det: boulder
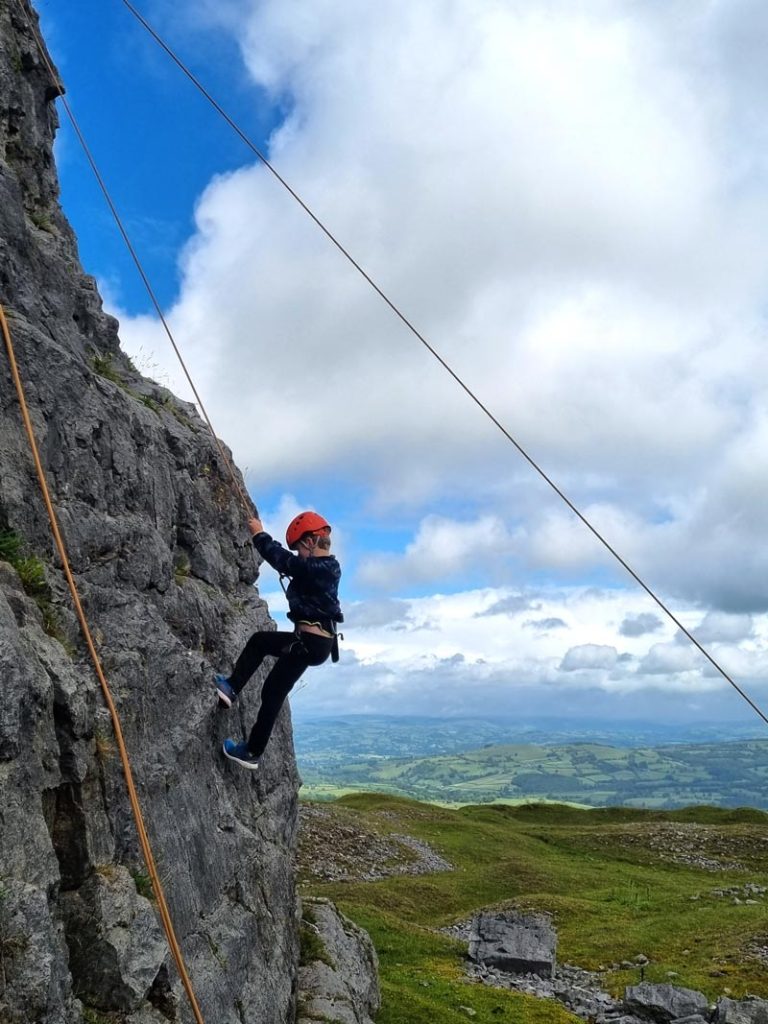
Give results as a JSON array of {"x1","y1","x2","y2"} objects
[
  {"x1": 624, "y1": 983, "x2": 710, "y2": 1023},
  {"x1": 468, "y1": 910, "x2": 557, "y2": 979},
  {"x1": 715, "y1": 998, "x2": 768, "y2": 1024}
]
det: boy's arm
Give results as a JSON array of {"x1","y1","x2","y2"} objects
[{"x1": 248, "y1": 519, "x2": 304, "y2": 576}]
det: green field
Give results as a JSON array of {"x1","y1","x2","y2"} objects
[
  {"x1": 300, "y1": 795, "x2": 768, "y2": 1024},
  {"x1": 298, "y1": 738, "x2": 768, "y2": 808}
]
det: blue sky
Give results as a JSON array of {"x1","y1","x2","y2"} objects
[{"x1": 38, "y1": 0, "x2": 768, "y2": 728}]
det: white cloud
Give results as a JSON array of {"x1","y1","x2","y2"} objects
[
  {"x1": 283, "y1": 581, "x2": 768, "y2": 720},
  {"x1": 694, "y1": 611, "x2": 754, "y2": 644},
  {"x1": 620, "y1": 613, "x2": 663, "y2": 638},
  {"x1": 560, "y1": 644, "x2": 619, "y2": 672},
  {"x1": 111, "y1": 0, "x2": 768, "y2": 636},
  {"x1": 358, "y1": 514, "x2": 517, "y2": 589}
]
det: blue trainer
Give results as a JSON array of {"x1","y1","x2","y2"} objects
[
  {"x1": 215, "y1": 674, "x2": 237, "y2": 708},
  {"x1": 222, "y1": 738, "x2": 259, "y2": 770}
]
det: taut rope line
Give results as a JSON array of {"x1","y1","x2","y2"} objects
[
  {"x1": 1, "y1": 301, "x2": 207, "y2": 1022},
  {"x1": 117, "y1": 1, "x2": 768, "y2": 730}
]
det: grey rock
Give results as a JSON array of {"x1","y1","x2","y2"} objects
[
  {"x1": 469, "y1": 910, "x2": 557, "y2": 978},
  {"x1": 58, "y1": 866, "x2": 166, "y2": 1011},
  {"x1": 625, "y1": 983, "x2": 710, "y2": 1023},
  {"x1": 298, "y1": 898, "x2": 381, "y2": 1024},
  {"x1": 0, "y1": 3, "x2": 372, "y2": 1023},
  {"x1": 715, "y1": 998, "x2": 768, "y2": 1024}
]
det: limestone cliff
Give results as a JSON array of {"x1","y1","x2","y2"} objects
[{"x1": 0, "y1": 3, "x2": 315, "y2": 1021}]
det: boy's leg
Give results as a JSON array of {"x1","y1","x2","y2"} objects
[
  {"x1": 246, "y1": 639, "x2": 310, "y2": 758},
  {"x1": 228, "y1": 630, "x2": 296, "y2": 696}
]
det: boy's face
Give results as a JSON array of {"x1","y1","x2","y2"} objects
[{"x1": 297, "y1": 530, "x2": 332, "y2": 557}]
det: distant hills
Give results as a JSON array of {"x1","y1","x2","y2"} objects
[{"x1": 293, "y1": 715, "x2": 768, "y2": 807}]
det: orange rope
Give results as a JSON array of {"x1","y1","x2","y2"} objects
[{"x1": 0, "y1": 304, "x2": 206, "y2": 1024}]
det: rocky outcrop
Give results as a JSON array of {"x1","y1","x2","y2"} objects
[
  {"x1": 297, "y1": 898, "x2": 380, "y2": 1024},
  {"x1": 0, "y1": 3, "x2": 312, "y2": 1022},
  {"x1": 468, "y1": 910, "x2": 556, "y2": 979}
]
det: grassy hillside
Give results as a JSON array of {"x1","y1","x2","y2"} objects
[
  {"x1": 299, "y1": 795, "x2": 768, "y2": 1024},
  {"x1": 299, "y1": 738, "x2": 768, "y2": 808}
]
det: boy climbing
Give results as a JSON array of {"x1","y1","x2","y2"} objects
[{"x1": 217, "y1": 511, "x2": 343, "y2": 770}]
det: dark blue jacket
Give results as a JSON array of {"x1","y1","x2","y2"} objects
[{"x1": 252, "y1": 531, "x2": 343, "y2": 628}]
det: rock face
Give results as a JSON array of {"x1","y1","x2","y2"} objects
[
  {"x1": 0, "y1": 3, "x2": 320, "y2": 1022},
  {"x1": 468, "y1": 910, "x2": 557, "y2": 979},
  {"x1": 298, "y1": 898, "x2": 380, "y2": 1024}
]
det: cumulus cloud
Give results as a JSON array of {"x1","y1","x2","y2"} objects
[
  {"x1": 110, "y1": 0, "x2": 768, "y2": 657},
  {"x1": 476, "y1": 594, "x2": 539, "y2": 618},
  {"x1": 639, "y1": 642, "x2": 703, "y2": 676},
  {"x1": 693, "y1": 611, "x2": 754, "y2": 644},
  {"x1": 620, "y1": 612, "x2": 663, "y2": 638},
  {"x1": 358, "y1": 514, "x2": 517, "y2": 590},
  {"x1": 560, "y1": 644, "x2": 619, "y2": 672},
  {"x1": 525, "y1": 618, "x2": 568, "y2": 631}
]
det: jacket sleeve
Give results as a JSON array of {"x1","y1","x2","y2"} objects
[{"x1": 252, "y1": 531, "x2": 306, "y2": 577}]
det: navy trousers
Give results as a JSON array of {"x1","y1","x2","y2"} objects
[{"x1": 229, "y1": 630, "x2": 332, "y2": 757}]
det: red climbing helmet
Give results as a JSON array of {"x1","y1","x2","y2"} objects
[{"x1": 286, "y1": 511, "x2": 331, "y2": 549}]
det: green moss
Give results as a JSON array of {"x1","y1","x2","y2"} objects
[
  {"x1": 82, "y1": 1009, "x2": 118, "y2": 1024},
  {"x1": 130, "y1": 867, "x2": 155, "y2": 902},
  {"x1": 173, "y1": 554, "x2": 191, "y2": 583},
  {"x1": 29, "y1": 210, "x2": 55, "y2": 234}
]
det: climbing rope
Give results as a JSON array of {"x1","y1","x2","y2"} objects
[
  {"x1": 15, "y1": 0, "x2": 253, "y2": 522},
  {"x1": 1, "y1": 300, "x2": 207, "y2": 1021},
  {"x1": 115, "y1": 2, "x2": 768, "y2": 730}
]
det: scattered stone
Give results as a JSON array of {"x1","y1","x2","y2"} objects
[{"x1": 298, "y1": 804, "x2": 453, "y2": 882}]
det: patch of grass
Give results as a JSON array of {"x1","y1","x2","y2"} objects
[
  {"x1": 0, "y1": 532, "x2": 72, "y2": 650},
  {"x1": 300, "y1": 904, "x2": 335, "y2": 969},
  {"x1": 158, "y1": 391, "x2": 194, "y2": 429},
  {"x1": 139, "y1": 394, "x2": 161, "y2": 414},
  {"x1": 0, "y1": 530, "x2": 23, "y2": 563},
  {"x1": 130, "y1": 867, "x2": 155, "y2": 902},
  {"x1": 90, "y1": 353, "x2": 124, "y2": 386},
  {"x1": 14, "y1": 554, "x2": 47, "y2": 597},
  {"x1": 304, "y1": 794, "x2": 768, "y2": 1021}
]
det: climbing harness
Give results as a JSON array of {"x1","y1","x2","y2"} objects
[{"x1": 0, "y1": 304, "x2": 206, "y2": 1024}]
